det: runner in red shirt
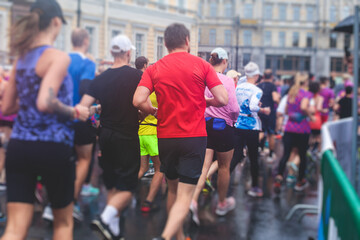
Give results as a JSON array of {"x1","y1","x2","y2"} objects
[{"x1": 133, "y1": 23, "x2": 228, "y2": 240}]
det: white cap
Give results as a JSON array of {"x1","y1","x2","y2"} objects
[
  {"x1": 244, "y1": 62, "x2": 260, "y2": 77},
  {"x1": 110, "y1": 34, "x2": 136, "y2": 53},
  {"x1": 211, "y1": 48, "x2": 228, "y2": 59},
  {"x1": 226, "y1": 70, "x2": 241, "y2": 79}
]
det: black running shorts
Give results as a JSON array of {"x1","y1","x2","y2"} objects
[
  {"x1": 6, "y1": 139, "x2": 75, "y2": 209},
  {"x1": 259, "y1": 114, "x2": 276, "y2": 135},
  {"x1": 158, "y1": 137, "x2": 207, "y2": 185},
  {"x1": 98, "y1": 127, "x2": 140, "y2": 192},
  {"x1": 74, "y1": 119, "x2": 97, "y2": 146},
  {"x1": 206, "y1": 118, "x2": 234, "y2": 152}
]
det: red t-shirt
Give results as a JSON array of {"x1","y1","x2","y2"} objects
[{"x1": 138, "y1": 52, "x2": 222, "y2": 138}]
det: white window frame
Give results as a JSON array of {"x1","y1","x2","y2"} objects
[
  {"x1": 264, "y1": 31, "x2": 272, "y2": 46},
  {"x1": 224, "y1": 30, "x2": 232, "y2": 46},
  {"x1": 155, "y1": 34, "x2": 165, "y2": 61},
  {"x1": 210, "y1": 2, "x2": 217, "y2": 17},
  {"x1": 83, "y1": 24, "x2": 99, "y2": 59},
  {"x1": 264, "y1": 4, "x2": 273, "y2": 20},
  {"x1": 279, "y1": 4, "x2": 287, "y2": 21},
  {"x1": 244, "y1": 4, "x2": 253, "y2": 19},
  {"x1": 330, "y1": 5, "x2": 337, "y2": 23},
  {"x1": 306, "y1": 6, "x2": 314, "y2": 22},
  {"x1": 133, "y1": 31, "x2": 147, "y2": 60},
  {"x1": 243, "y1": 30, "x2": 252, "y2": 46},
  {"x1": 209, "y1": 29, "x2": 216, "y2": 45},
  {"x1": 279, "y1": 31, "x2": 286, "y2": 47},
  {"x1": 224, "y1": 3, "x2": 232, "y2": 18},
  {"x1": 293, "y1": 5, "x2": 301, "y2": 21}
]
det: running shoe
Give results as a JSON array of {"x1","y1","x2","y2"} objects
[
  {"x1": 266, "y1": 155, "x2": 274, "y2": 164},
  {"x1": 91, "y1": 217, "x2": 123, "y2": 240},
  {"x1": 73, "y1": 203, "x2": 84, "y2": 222},
  {"x1": 140, "y1": 200, "x2": 159, "y2": 213},
  {"x1": 273, "y1": 176, "x2": 282, "y2": 195},
  {"x1": 215, "y1": 197, "x2": 236, "y2": 216},
  {"x1": 0, "y1": 212, "x2": 6, "y2": 222},
  {"x1": 247, "y1": 187, "x2": 263, "y2": 197},
  {"x1": 189, "y1": 200, "x2": 200, "y2": 226},
  {"x1": 0, "y1": 183, "x2": 6, "y2": 191},
  {"x1": 286, "y1": 175, "x2": 296, "y2": 187},
  {"x1": 294, "y1": 179, "x2": 309, "y2": 192},
  {"x1": 42, "y1": 205, "x2": 54, "y2": 222},
  {"x1": 81, "y1": 184, "x2": 100, "y2": 197},
  {"x1": 152, "y1": 238, "x2": 165, "y2": 240},
  {"x1": 144, "y1": 167, "x2": 155, "y2": 177}
]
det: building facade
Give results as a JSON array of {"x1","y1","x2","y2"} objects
[
  {"x1": 1, "y1": 0, "x2": 200, "y2": 65},
  {"x1": 198, "y1": 0, "x2": 358, "y2": 77}
]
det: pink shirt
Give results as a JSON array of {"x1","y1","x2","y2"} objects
[{"x1": 205, "y1": 73, "x2": 240, "y2": 126}]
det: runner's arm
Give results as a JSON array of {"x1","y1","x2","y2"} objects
[
  {"x1": 2, "y1": 61, "x2": 19, "y2": 115},
  {"x1": 133, "y1": 86, "x2": 157, "y2": 115},
  {"x1": 36, "y1": 50, "x2": 89, "y2": 121},
  {"x1": 206, "y1": 85, "x2": 228, "y2": 107}
]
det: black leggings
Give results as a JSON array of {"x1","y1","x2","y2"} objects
[
  {"x1": 277, "y1": 132, "x2": 310, "y2": 181},
  {"x1": 231, "y1": 129, "x2": 260, "y2": 187}
]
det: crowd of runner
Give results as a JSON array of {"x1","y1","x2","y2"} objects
[{"x1": 0, "y1": 0, "x2": 355, "y2": 240}]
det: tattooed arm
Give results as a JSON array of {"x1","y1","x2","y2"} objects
[{"x1": 36, "y1": 49, "x2": 89, "y2": 121}]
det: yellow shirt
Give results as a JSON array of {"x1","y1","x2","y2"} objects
[{"x1": 138, "y1": 93, "x2": 158, "y2": 136}]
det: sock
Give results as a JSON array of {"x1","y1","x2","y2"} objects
[
  {"x1": 109, "y1": 216, "x2": 120, "y2": 236},
  {"x1": 101, "y1": 205, "x2": 118, "y2": 225}
]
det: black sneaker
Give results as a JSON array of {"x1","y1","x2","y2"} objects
[
  {"x1": 90, "y1": 217, "x2": 123, "y2": 240},
  {"x1": 141, "y1": 200, "x2": 159, "y2": 213}
]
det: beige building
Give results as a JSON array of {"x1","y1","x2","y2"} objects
[
  {"x1": 0, "y1": 0, "x2": 12, "y2": 64},
  {"x1": 0, "y1": 0, "x2": 200, "y2": 65},
  {"x1": 198, "y1": 0, "x2": 359, "y2": 77}
]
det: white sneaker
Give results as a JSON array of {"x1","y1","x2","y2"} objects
[
  {"x1": 42, "y1": 205, "x2": 54, "y2": 222},
  {"x1": 215, "y1": 197, "x2": 236, "y2": 216},
  {"x1": 190, "y1": 200, "x2": 200, "y2": 226}
]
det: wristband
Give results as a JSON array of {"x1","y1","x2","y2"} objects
[{"x1": 74, "y1": 107, "x2": 80, "y2": 120}]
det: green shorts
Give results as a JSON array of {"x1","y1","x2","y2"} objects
[{"x1": 139, "y1": 135, "x2": 159, "y2": 157}]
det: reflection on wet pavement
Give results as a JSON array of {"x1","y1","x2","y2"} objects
[{"x1": 0, "y1": 140, "x2": 319, "y2": 240}]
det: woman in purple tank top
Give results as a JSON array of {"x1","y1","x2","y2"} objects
[
  {"x1": 273, "y1": 73, "x2": 314, "y2": 194},
  {"x1": 1, "y1": 1, "x2": 89, "y2": 239}
]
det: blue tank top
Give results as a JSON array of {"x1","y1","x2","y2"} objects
[{"x1": 11, "y1": 46, "x2": 74, "y2": 146}]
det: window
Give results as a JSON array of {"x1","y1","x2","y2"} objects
[
  {"x1": 243, "y1": 53, "x2": 251, "y2": 66},
  {"x1": 224, "y1": 3, "x2": 232, "y2": 18},
  {"x1": 265, "y1": 4, "x2": 272, "y2": 20},
  {"x1": 210, "y1": 2, "x2": 217, "y2": 17},
  {"x1": 330, "y1": 5, "x2": 337, "y2": 23},
  {"x1": 243, "y1": 30, "x2": 252, "y2": 46},
  {"x1": 306, "y1": 32, "x2": 313, "y2": 47},
  {"x1": 279, "y1": 31, "x2": 286, "y2": 47},
  {"x1": 279, "y1": 4, "x2": 287, "y2": 20},
  {"x1": 244, "y1": 4, "x2": 253, "y2": 19},
  {"x1": 198, "y1": 28, "x2": 201, "y2": 44},
  {"x1": 225, "y1": 30, "x2": 232, "y2": 46},
  {"x1": 54, "y1": 26, "x2": 66, "y2": 51},
  {"x1": 178, "y1": 0, "x2": 185, "y2": 8},
  {"x1": 343, "y1": 6, "x2": 350, "y2": 19},
  {"x1": 344, "y1": 33, "x2": 351, "y2": 48},
  {"x1": 264, "y1": 31, "x2": 272, "y2": 46},
  {"x1": 307, "y1": 6, "x2": 314, "y2": 21},
  {"x1": 85, "y1": 26, "x2": 95, "y2": 55},
  {"x1": 156, "y1": 36, "x2": 164, "y2": 61},
  {"x1": 331, "y1": 57, "x2": 346, "y2": 72},
  {"x1": 293, "y1": 5, "x2": 300, "y2": 21},
  {"x1": 209, "y1": 29, "x2": 216, "y2": 45},
  {"x1": 266, "y1": 55, "x2": 311, "y2": 71},
  {"x1": 111, "y1": 29, "x2": 121, "y2": 38},
  {"x1": 198, "y1": 2, "x2": 202, "y2": 16},
  {"x1": 330, "y1": 33, "x2": 337, "y2": 48},
  {"x1": 292, "y1": 32, "x2": 299, "y2": 47},
  {"x1": 135, "y1": 33, "x2": 145, "y2": 58}
]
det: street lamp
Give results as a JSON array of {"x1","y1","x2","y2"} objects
[
  {"x1": 234, "y1": 16, "x2": 240, "y2": 71},
  {"x1": 77, "y1": 0, "x2": 81, "y2": 27}
]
